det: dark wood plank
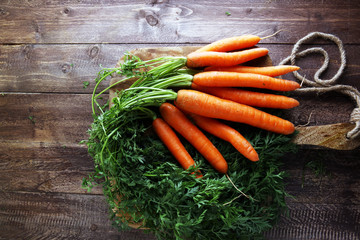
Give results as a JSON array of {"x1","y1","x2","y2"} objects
[
  {"x1": 1, "y1": 44, "x2": 359, "y2": 94},
  {"x1": 0, "y1": 92, "x2": 356, "y2": 145},
  {"x1": 0, "y1": 191, "x2": 156, "y2": 240},
  {"x1": 0, "y1": 168, "x2": 102, "y2": 195},
  {"x1": 1, "y1": 149, "x2": 358, "y2": 239},
  {"x1": 2, "y1": 147, "x2": 359, "y2": 202},
  {"x1": 0, "y1": 142, "x2": 92, "y2": 172},
  {"x1": 0, "y1": 93, "x2": 92, "y2": 143},
  {"x1": 0, "y1": 0, "x2": 359, "y2": 44},
  {"x1": 0, "y1": 44, "x2": 139, "y2": 94},
  {"x1": 1, "y1": 93, "x2": 358, "y2": 194},
  {"x1": 266, "y1": 148, "x2": 360, "y2": 239},
  {"x1": 0, "y1": 92, "x2": 102, "y2": 194},
  {"x1": 0, "y1": 142, "x2": 102, "y2": 194},
  {"x1": 285, "y1": 94, "x2": 354, "y2": 127},
  {"x1": 265, "y1": 202, "x2": 360, "y2": 240},
  {"x1": 283, "y1": 149, "x2": 360, "y2": 205}
]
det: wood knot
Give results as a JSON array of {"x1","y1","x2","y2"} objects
[
  {"x1": 145, "y1": 14, "x2": 159, "y2": 26},
  {"x1": 22, "y1": 45, "x2": 32, "y2": 59},
  {"x1": 314, "y1": 13, "x2": 323, "y2": 21},
  {"x1": 89, "y1": 45, "x2": 100, "y2": 59},
  {"x1": 149, "y1": 0, "x2": 169, "y2": 4},
  {"x1": 0, "y1": 8, "x2": 7, "y2": 16},
  {"x1": 32, "y1": 21, "x2": 40, "y2": 33},
  {"x1": 63, "y1": 7, "x2": 70, "y2": 15},
  {"x1": 90, "y1": 224, "x2": 98, "y2": 231},
  {"x1": 61, "y1": 63, "x2": 71, "y2": 73}
]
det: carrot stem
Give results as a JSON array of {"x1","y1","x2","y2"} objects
[{"x1": 226, "y1": 173, "x2": 252, "y2": 200}]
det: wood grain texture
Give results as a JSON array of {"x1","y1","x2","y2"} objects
[
  {"x1": 0, "y1": 170, "x2": 103, "y2": 194},
  {"x1": 1, "y1": 43, "x2": 359, "y2": 94},
  {"x1": 0, "y1": 93, "x2": 92, "y2": 143},
  {"x1": 0, "y1": 44, "x2": 150, "y2": 93},
  {"x1": 264, "y1": 149, "x2": 360, "y2": 239},
  {"x1": 0, "y1": 142, "x2": 92, "y2": 172},
  {"x1": 1, "y1": 0, "x2": 359, "y2": 239},
  {"x1": 265, "y1": 202, "x2": 360, "y2": 240},
  {"x1": 0, "y1": 92, "x2": 357, "y2": 195},
  {"x1": 0, "y1": 191, "x2": 155, "y2": 240},
  {"x1": 0, "y1": 0, "x2": 359, "y2": 44},
  {"x1": 283, "y1": 149, "x2": 360, "y2": 205},
  {"x1": 0, "y1": 148, "x2": 358, "y2": 240},
  {"x1": 1, "y1": 62, "x2": 359, "y2": 239}
]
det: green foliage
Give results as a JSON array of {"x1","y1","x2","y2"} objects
[
  {"x1": 91, "y1": 53, "x2": 187, "y2": 116},
  {"x1": 301, "y1": 152, "x2": 331, "y2": 188},
  {"x1": 83, "y1": 105, "x2": 297, "y2": 240},
  {"x1": 28, "y1": 116, "x2": 36, "y2": 124},
  {"x1": 83, "y1": 81, "x2": 90, "y2": 89}
]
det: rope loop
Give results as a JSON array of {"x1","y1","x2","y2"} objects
[{"x1": 279, "y1": 32, "x2": 360, "y2": 140}]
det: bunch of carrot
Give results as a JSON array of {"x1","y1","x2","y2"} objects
[{"x1": 150, "y1": 34, "x2": 300, "y2": 177}]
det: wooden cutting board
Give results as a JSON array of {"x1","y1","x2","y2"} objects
[{"x1": 109, "y1": 46, "x2": 360, "y2": 151}]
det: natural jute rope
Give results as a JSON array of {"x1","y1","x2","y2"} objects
[{"x1": 279, "y1": 32, "x2": 360, "y2": 139}]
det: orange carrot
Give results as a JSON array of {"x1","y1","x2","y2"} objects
[
  {"x1": 195, "y1": 35, "x2": 261, "y2": 53},
  {"x1": 186, "y1": 48, "x2": 269, "y2": 68},
  {"x1": 152, "y1": 118, "x2": 202, "y2": 178},
  {"x1": 192, "y1": 71, "x2": 300, "y2": 91},
  {"x1": 188, "y1": 113, "x2": 259, "y2": 162},
  {"x1": 159, "y1": 103, "x2": 228, "y2": 174},
  {"x1": 191, "y1": 83, "x2": 300, "y2": 109},
  {"x1": 174, "y1": 89, "x2": 295, "y2": 135},
  {"x1": 204, "y1": 65, "x2": 300, "y2": 77}
]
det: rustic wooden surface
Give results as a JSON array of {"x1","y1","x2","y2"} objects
[{"x1": 0, "y1": 1, "x2": 359, "y2": 239}]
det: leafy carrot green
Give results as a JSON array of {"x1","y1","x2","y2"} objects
[
  {"x1": 83, "y1": 81, "x2": 90, "y2": 89},
  {"x1": 83, "y1": 103, "x2": 297, "y2": 239},
  {"x1": 28, "y1": 116, "x2": 36, "y2": 124}
]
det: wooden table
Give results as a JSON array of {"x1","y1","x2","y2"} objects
[{"x1": 1, "y1": 1, "x2": 359, "y2": 239}]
